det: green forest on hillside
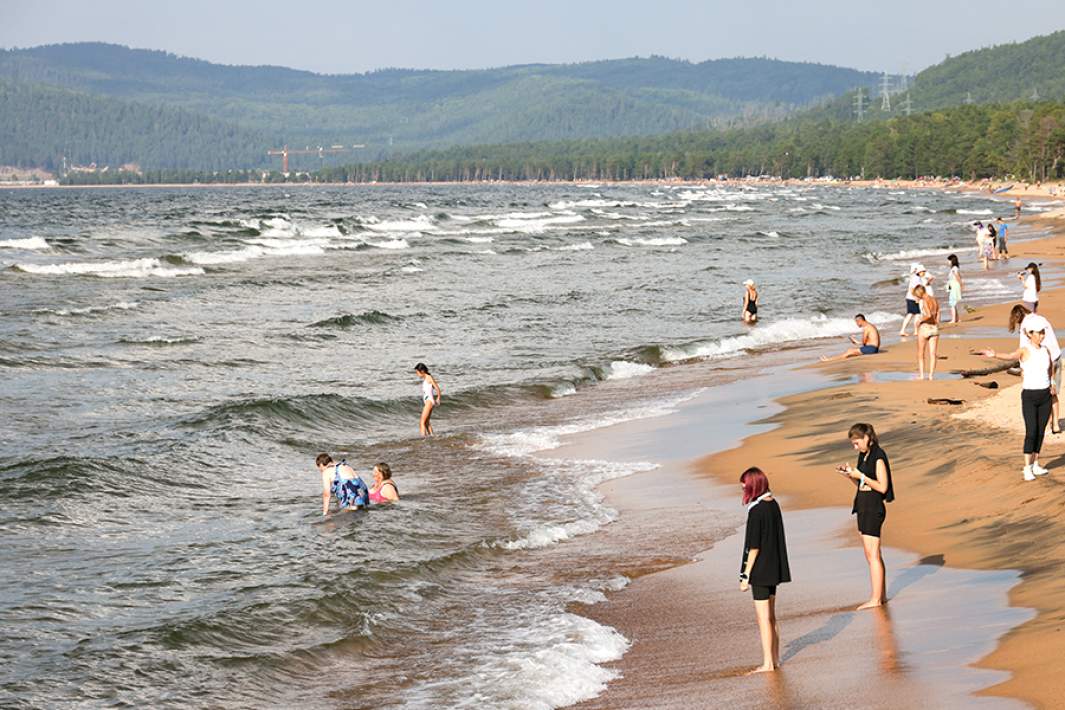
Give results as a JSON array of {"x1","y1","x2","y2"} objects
[
  {"x1": 0, "y1": 80, "x2": 274, "y2": 170},
  {"x1": 0, "y1": 43, "x2": 876, "y2": 162},
  {"x1": 60, "y1": 101, "x2": 1065, "y2": 185}
]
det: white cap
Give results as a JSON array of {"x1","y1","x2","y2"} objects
[
  {"x1": 1022, "y1": 314, "x2": 1051, "y2": 333},
  {"x1": 743, "y1": 279, "x2": 755, "y2": 286},
  {"x1": 915, "y1": 263, "x2": 926, "y2": 273},
  {"x1": 909, "y1": 263, "x2": 920, "y2": 274}
]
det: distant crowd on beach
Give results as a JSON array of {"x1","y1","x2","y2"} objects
[{"x1": 736, "y1": 197, "x2": 1062, "y2": 673}]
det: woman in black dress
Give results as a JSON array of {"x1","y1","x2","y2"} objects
[
  {"x1": 836, "y1": 422, "x2": 893, "y2": 610},
  {"x1": 738, "y1": 466, "x2": 791, "y2": 673}
]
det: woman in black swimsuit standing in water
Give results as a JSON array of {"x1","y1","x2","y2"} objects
[
  {"x1": 836, "y1": 422, "x2": 894, "y2": 610},
  {"x1": 742, "y1": 279, "x2": 759, "y2": 324}
]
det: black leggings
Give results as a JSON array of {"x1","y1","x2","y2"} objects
[{"x1": 1022, "y1": 388, "x2": 1052, "y2": 454}]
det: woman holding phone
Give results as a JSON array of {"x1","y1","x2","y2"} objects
[
  {"x1": 738, "y1": 467, "x2": 790, "y2": 673},
  {"x1": 836, "y1": 423, "x2": 893, "y2": 610}
]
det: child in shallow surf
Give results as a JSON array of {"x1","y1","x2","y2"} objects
[
  {"x1": 415, "y1": 363, "x2": 442, "y2": 436},
  {"x1": 315, "y1": 453, "x2": 369, "y2": 516}
]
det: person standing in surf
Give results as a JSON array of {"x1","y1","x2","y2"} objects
[
  {"x1": 738, "y1": 467, "x2": 790, "y2": 673},
  {"x1": 835, "y1": 423, "x2": 893, "y2": 610},
  {"x1": 415, "y1": 363, "x2": 442, "y2": 437},
  {"x1": 742, "y1": 279, "x2": 759, "y2": 324},
  {"x1": 996, "y1": 217, "x2": 1010, "y2": 259}
]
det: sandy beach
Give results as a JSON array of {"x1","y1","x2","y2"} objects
[{"x1": 555, "y1": 212, "x2": 1065, "y2": 708}]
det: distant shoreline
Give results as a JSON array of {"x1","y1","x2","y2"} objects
[{"x1": 2, "y1": 177, "x2": 1062, "y2": 204}]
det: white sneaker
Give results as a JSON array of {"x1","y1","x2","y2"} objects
[
  {"x1": 1032, "y1": 463, "x2": 1049, "y2": 476},
  {"x1": 1023, "y1": 465, "x2": 1037, "y2": 481}
]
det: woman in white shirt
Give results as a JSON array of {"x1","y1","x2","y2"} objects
[
  {"x1": 947, "y1": 254, "x2": 963, "y2": 323},
  {"x1": 981, "y1": 314, "x2": 1055, "y2": 480},
  {"x1": 1009, "y1": 305, "x2": 1062, "y2": 434},
  {"x1": 1019, "y1": 263, "x2": 1041, "y2": 312}
]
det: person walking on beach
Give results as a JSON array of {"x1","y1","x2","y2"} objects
[
  {"x1": 415, "y1": 362, "x2": 442, "y2": 437},
  {"x1": 1019, "y1": 263, "x2": 1041, "y2": 312},
  {"x1": 1008, "y1": 305, "x2": 1062, "y2": 434},
  {"x1": 1014, "y1": 198, "x2": 1023, "y2": 220},
  {"x1": 315, "y1": 453, "x2": 370, "y2": 516},
  {"x1": 742, "y1": 279, "x2": 759, "y2": 324},
  {"x1": 820, "y1": 314, "x2": 880, "y2": 362},
  {"x1": 738, "y1": 467, "x2": 790, "y2": 673},
  {"x1": 995, "y1": 217, "x2": 1010, "y2": 259},
  {"x1": 979, "y1": 314, "x2": 1055, "y2": 480},
  {"x1": 947, "y1": 254, "x2": 964, "y2": 324},
  {"x1": 913, "y1": 284, "x2": 940, "y2": 380},
  {"x1": 899, "y1": 264, "x2": 928, "y2": 337},
  {"x1": 835, "y1": 423, "x2": 893, "y2": 609}
]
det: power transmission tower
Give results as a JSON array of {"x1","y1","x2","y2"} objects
[
  {"x1": 964, "y1": 91, "x2": 974, "y2": 105},
  {"x1": 901, "y1": 93, "x2": 914, "y2": 117},
  {"x1": 879, "y1": 73, "x2": 892, "y2": 111},
  {"x1": 853, "y1": 87, "x2": 866, "y2": 122},
  {"x1": 1031, "y1": 87, "x2": 1041, "y2": 101}
]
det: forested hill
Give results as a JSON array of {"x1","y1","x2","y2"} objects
[
  {"x1": 0, "y1": 42, "x2": 877, "y2": 158},
  {"x1": 912, "y1": 30, "x2": 1065, "y2": 107},
  {"x1": 0, "y1": 80, "x2": 274, "y2": 171}
]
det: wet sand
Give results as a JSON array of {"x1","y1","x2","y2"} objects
[{"x1": 556, "y1": 217, "x2": 1065, "y2": 707}]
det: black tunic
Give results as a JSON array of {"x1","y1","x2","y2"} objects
[
  {"x1": 741, "y1": 498, "x2": 791, "y2": 587},
  {"x1": 852, "y1": 445, "x2": 893, "y2": 515}
]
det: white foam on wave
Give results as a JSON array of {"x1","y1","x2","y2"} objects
[
  {"x1": 0, "y1": 237, "x2": 50, "y2": 251},
  {"x1": 957, "y1": 209, "x2": 993, "y2": 215},
  {"x1": 604, "y1": 360, "x2": 654, "y2": 380},
  {"x1": 811, "y1": 203, "x2": 841, "y2": 211},
  {"x1": 302, "y1": 224, "x2": 344, "y2": 238},
  {"x1": 614, "y1": 236, "x2": 687, "y2": 247},
  {"x1": 409, "y1": 611, "x2": 628, "y2": 710},
  {"x1": 15, "y1": 258, "x2": 203, "y2": 278},
  {"x1": 494, "y1": 214, "x2": 587, "y2": 233},
  {"x1": 757, "y1": 230, "x2": 781, "y2": 238},
  {"x1": 464, "y1": 236, "x2": 494, "y2": 243},
  {"x1": 400, "y1": 265, "x2": 424, "y2": 273},
  {"x1": 549, "y1": 382, "x2": 577, "y2": 398},
  {"x1": 35, "y1": 301, "x2": 139, "y2": 317},
  {"x1": 365, "y1": 215, "x2": 437, "y2": 232},
  {"x1": 365, "y1": 238, "x2": 411, "y2": 250},
  {"x1": 184, "y1": 239, "x2": 328, "y2": 265},
  {"x1": 555, "y1": 241, "x2": 594, "y2": 252},
  {"x1": 662, "y1": 312, "x2": 903, "y2": 362},
  {"x1": 864, "y1": 246, "x2": 959, "y2": 263}
]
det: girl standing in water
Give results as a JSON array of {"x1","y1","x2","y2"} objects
[
  {"x1": 836, "y1": 423, "x2": 893, "y2": 610},
  {"x1": 738, "y1": 467, "x2": 790, "y2": 673},
  {"x1": 742, "y1": 279, "x2": 759, "y2": 324},
  {"x1": 415, "y1": 362, "x2": 442, "y2": 437}
]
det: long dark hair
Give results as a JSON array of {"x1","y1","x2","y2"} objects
[
  {"x1": 947, "y1": 254, "x2": 959, "y2": 269},
  {"x1": 414, "y1": 362, "x2": 430, "y2": 374},
  {"x1": 1027, "y1": 263, "x2": 1042, "y2": 292},
  {"x1": 740, "y1": 467, "x2": 770, "y2": 505},
  {"x1": 1008, "y1": 303, "x2": 1032, "y2": 333}
]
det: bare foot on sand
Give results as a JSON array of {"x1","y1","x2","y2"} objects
[
  {"x1": 856, "y1": 599, "x2": 885, "y2": 610},
  {"x1": 747, "y1": 664, "x2": 777, "y2": 674}
]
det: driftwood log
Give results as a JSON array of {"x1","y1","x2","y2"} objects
[
  {"x1": 928, "y1": 397, "x2": 965, "y2": 405},
  {"x1": 954, "y1": 361, "x2": 1019, "y2": 378}
]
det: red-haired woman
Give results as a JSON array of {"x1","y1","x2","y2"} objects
[
  {"x1": 836, "y1": 423, "x2": 893, "y2": 609},
  {"x1": 738, "y1": 467, "x2": 791, "y2": 673}
]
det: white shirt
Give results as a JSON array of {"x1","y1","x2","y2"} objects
[
  {"x1": 1021, "y1": 343, "x2": 1052, "y2": 390},
  {"x1": 1023, "y1": 274, "x2": 1039, "y2": 303},
  {"x1": 1019, "y1": 314, "x2": 1061, "y2": 361},
  {"x1": 906, "y1": 273, "x2": 922, "y2": 300}
]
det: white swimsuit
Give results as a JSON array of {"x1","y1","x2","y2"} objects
[{"x1": 422, "y1": 379, "x2": 437, "y2": 403}]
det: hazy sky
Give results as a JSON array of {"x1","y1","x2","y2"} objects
[{"x1": 3, "y1": 0, "x2": 1065, "y2": 75}]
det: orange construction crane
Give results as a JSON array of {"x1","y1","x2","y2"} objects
[{"x1": 266, "y1": 144, "x2": 366, "y2": 172}]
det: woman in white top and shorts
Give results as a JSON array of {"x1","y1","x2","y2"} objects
[{"x1": 980, "y1": 314, "x2": 1055, "y2": 480}]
